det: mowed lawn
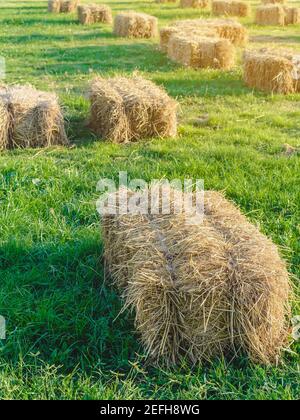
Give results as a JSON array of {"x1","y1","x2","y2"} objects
[{"x1": 0, "y1": 0, "x2": 299, "y2": 400}]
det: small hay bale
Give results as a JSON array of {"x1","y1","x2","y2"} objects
[
  {"x1": 212, "y1": 1, "x2": 251, "y2": 17},
  {"x1": 261, "y1": 0, "x2": 285, "y2": 4},
  {"x1": 48, "y1": 0, "x2": 61, "y2": 13},
  {"x1": 255, "y1": 5, "x2": 285, "y2": 26},
  {"x1": 103, "y1": 188, "x2": 291, "y2": 365},
  {"x1": 113, "y1": 12, "x2": 158, "y2": 39},
  {"x1": 88, "y1": 76, "x2": 178, "y2": 142},
  {"x1": 0, "y1": 85, "x2": 68, "y2": 150},
  {"x1": 168, "y1": 32, "x2": 235, "y2": 69},
  {"x1": 180, "y1": 0, "x2": 210, "y2": 9},
  {"x1": 284, "y1": 7, "x2": 300, "y2": 25},
  {"x1": 160, "y1": 18, "x2": 248, "y2": 52},
  {"x1": 243, "y1": 49, "x2": 300, "y2": 94},
  {"x1": 77, "y1": 4, "x2": 112, "y2": 25}
]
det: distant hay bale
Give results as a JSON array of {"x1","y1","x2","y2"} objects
[
  {"x1": 212, "y1": 1, "x2": 251, "y2": 17},
  {"x1": 243, "y1": 49, "x2": 300, "y2": 94},
  {"x1": 88, "y1": 76, "x2": 178, "y2": 142},
  {"x1": 103, "y1": 188, "x2": 291, "y2": 365},
  {"x1": 160, "y1": 18, "x2": 248, "y2": 53},
  {"x1": 284, "y1": 7, "x2": 300, "y2": 25},
  {"x1": 114, "y1": 12, "x2": 158, "y2": 38},
  {"x1": 48, "y1": 0, "x2": 79, "y2": 13},
  {"x1": 261, "y1": 0, "x2": 285, "y2": 4},
  {"x1": 180, "y1": 0, "x2": 210, "y2": 8},
  {"x1": 0, "y1": 85, "x2": 68, "y2": 150},
  {"x1": 255, "y1": 5, "x2": 285, "y2": 26},
  {"x1": 77, "y1": 4, "x2": 112, "y2": 25},
  {"x1": 168, "y1": 32, "x2": 235, "y2": 69}
]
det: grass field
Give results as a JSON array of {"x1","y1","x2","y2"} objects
[{"x1": 0, "y1": 0, "x2": 299, "y2": 400}]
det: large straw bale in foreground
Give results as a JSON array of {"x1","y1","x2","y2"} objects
[
  {"x1": 243, "y1": 49, "x2": 300, "y2": 94},
  {"x1": 103, "y1": 189, "x2": 291, "y2": 365},
  {"x1": 212, "y1": 1, "x2": 250, "y2": 17},
  {"x1": 77, "y1": 4, "x2": 112, "y2": 25},
  {"x1": 168, "y1": 32, "x2": 235, "y2": 69},
  {"x1": 114, "y1": 12, "x2": 158, "y2": 38},
  {"x1": 180, "y1": 0, "x2": 210, "y2": 8},
  {"x1": 0, "y1": 85, "x2": 68, "y2": 149},
  {"x1": 160, "y1": 18, "x2": 248, "y2": 52},
  {"x1": 88, "y1": 76, "x2": 178, "y2": 142},
  {"x1": 255, "y1": 5, "x2": 285, "y2": 25},
  {"x1": 48, "y1": 0, "x2": 79, "y2": 13}
]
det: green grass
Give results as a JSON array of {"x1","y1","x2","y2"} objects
[{"x1": 0, "y1": 0, "x2": 299, "y2": 400}]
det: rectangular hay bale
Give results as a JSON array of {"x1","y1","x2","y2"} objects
[
  {"x1": 77, "y1": 4, "x2": 112, "y2": 25},
  {"x1": 102, "y1": 188, "x2": 291, "y2": 365},
  {"x1": 113, "y1": 12, "x2": 158, "y2": 38},
  {"x1": 180, "y1": 0, "x2": 210, "y2": 8},
  {"x1": 284, "y1": 7, "x2": 300, "y2": 25},
  {"x1": 212, "y1": 1, "x2": 251, "y2": 17},
  {"x1": 48, "y1": 0, "x2": 79, "y2": 13},
  {"x1": 255, "y1": 5, "x2": 285, "y2": 25},
  {"x1": 0, "y1": 85, "x2": 68, "y2": 149},
  {"x1": 167, "y1": 32, "x2": 235, "y2": 70},
  {"x1": 243, "y1": 49, "x2": 300, "y2": 94},
  {"x1": 88, "y1": 76, "x2": 178, "y2": 142}
]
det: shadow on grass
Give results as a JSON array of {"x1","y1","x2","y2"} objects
[{"x1": 251, "y1": 34, "x2": 300, "y2": 44}]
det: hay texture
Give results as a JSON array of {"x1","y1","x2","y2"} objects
[
  {"x1": 243, "y1": 49, "x2": 300, "y2": 94},
  {"x1": 77, "y1": 4, "x2": 112, "y2": 25},
  {"x1": 103, "y1": 188, "x2": 291, "y2": 365},
  {"x1": 160, "y1": 18, "x2": 248, "y2": 53},
  {"x1": 168, "y1": 32, "x2": 235, "y2": 69},
  {"x1": 0, "y1": 85, "x2": 68, "y2": 150},
  {"x1": 48, "y1": 0, "x2": 79, "y2": 13},
  {"x1": 114, "y1": 12, "x2": 158, "y2": 38},
  {"x1": 212, "y1": 1, "x2": 251, "y2": 17},
  {"x1": 255, "y1": 5, "x2": 285, "y2": 25},
  {"x1": 284, "y1": 7, "x2": 300, "y2": 25},
  {"x1": 88, "y1": 76, "x2": 178, "y2": 142},
  {"x1": 180, "y1": 0, "x2": 210, "y2": 8}
]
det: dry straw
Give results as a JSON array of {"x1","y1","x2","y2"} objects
[
  {"x1": 284, "y1": 7, "x2": 300, "y2": 25},
  {"x1": 77, "y1": 4, "x2": 112, "y2": 25},
  {"x1": 0, "y1": 85, "x2": 68, "y2": 150},
  {"x1": 168, "y1": 33, "x2": 235, "y2": 69},
  {"x1": 160, "y1": 18, "x2": 248, "y2": 53},
  {"x1": 103, "y1": 188, "x2": 291, "y2": 365},
  {"x1": 243, "y1": 49, "x2": 300, "y2": 94},
  {"x1": 255, "y1": 5, "x2": 285, "y2": 25},
  {"x1": 212, "y1": 1, "x2": 251, "y2": 17},
  {"x1": 114, "y1": 12, "x2": 158, "y2": 38},
  {"x1": 88, "y1": 76, "x2": 178, "y2": 143},
  {"x1": 48, "y1": 0, "x2": 79, "y2": 13},
  {"x1": 180, "y1": 0, "x2": 210, "y2": 8}
]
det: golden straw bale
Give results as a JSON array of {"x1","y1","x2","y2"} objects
[
  {"x1": 48, "y1": 0, "x2": 61, "y2": 13},
  {"x1": 284, "y1": 7, "x2": 300, "y2": 25},
  {"x1": 243, "y1": 49, "x2": 300, "y2": 94},
  {"x1": 113, "y1": 12, "x2": 158, "y2": 38},
  {"x1": 88, "y1": 76, "x2": 178, "y2": 142},
  {"x1": 0, "y1": 85, "x2": 68, "y2": 150},
  {"x1": 168, "y1": 32, "x2": 235, "y2": 69},
  {"x1": 212, "y1": 1, "x2": 251, "y2": 17},
  {"x1": 255, "y1": 5, "x2": 285, "y2": 26},
  {"x1": 77, "y1": 4, "x2": 112, "y2": 25},
  {"x1": 180, "y1": 0, "x2": 210, "y2": 8},
  {"x1": 103, "y1": 188, "x2": 291, "y2": 365},
  {"x1": 160, "y1": 18, "x2": 248, "y2": 53}
]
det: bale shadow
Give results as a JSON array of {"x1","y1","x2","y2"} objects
[{"x1": 251, "y1": 34, "x2": 300, "y2": 44}]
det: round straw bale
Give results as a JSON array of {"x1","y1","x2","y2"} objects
[
  {"x1": 77, "y1": 4, "x2": 112, "y2": 25},
  {"x1": 212, "y1": 1, "x2": 251, "y2": 18},
  {"x1": 243, "y1": 49, "x2": 300, "y2": 94},
  {"x1": 180, "y1": 0, "x2": 210, "y2": 8},
  {"x1": 255, "y1": 5, "x2": 285, "y2": 26},
  {"x1": 88, "y1": 76, "x2": 178, "y2": 142},
  {"x1": 102, "y1": 188, "x2": 291, "y2": 365},
  {"x1": 0, "y1": 85, "x2": 68, "y2": 150},
  {"x1": 113, "y1": 12, "x2": 158, "y2": 39}
]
